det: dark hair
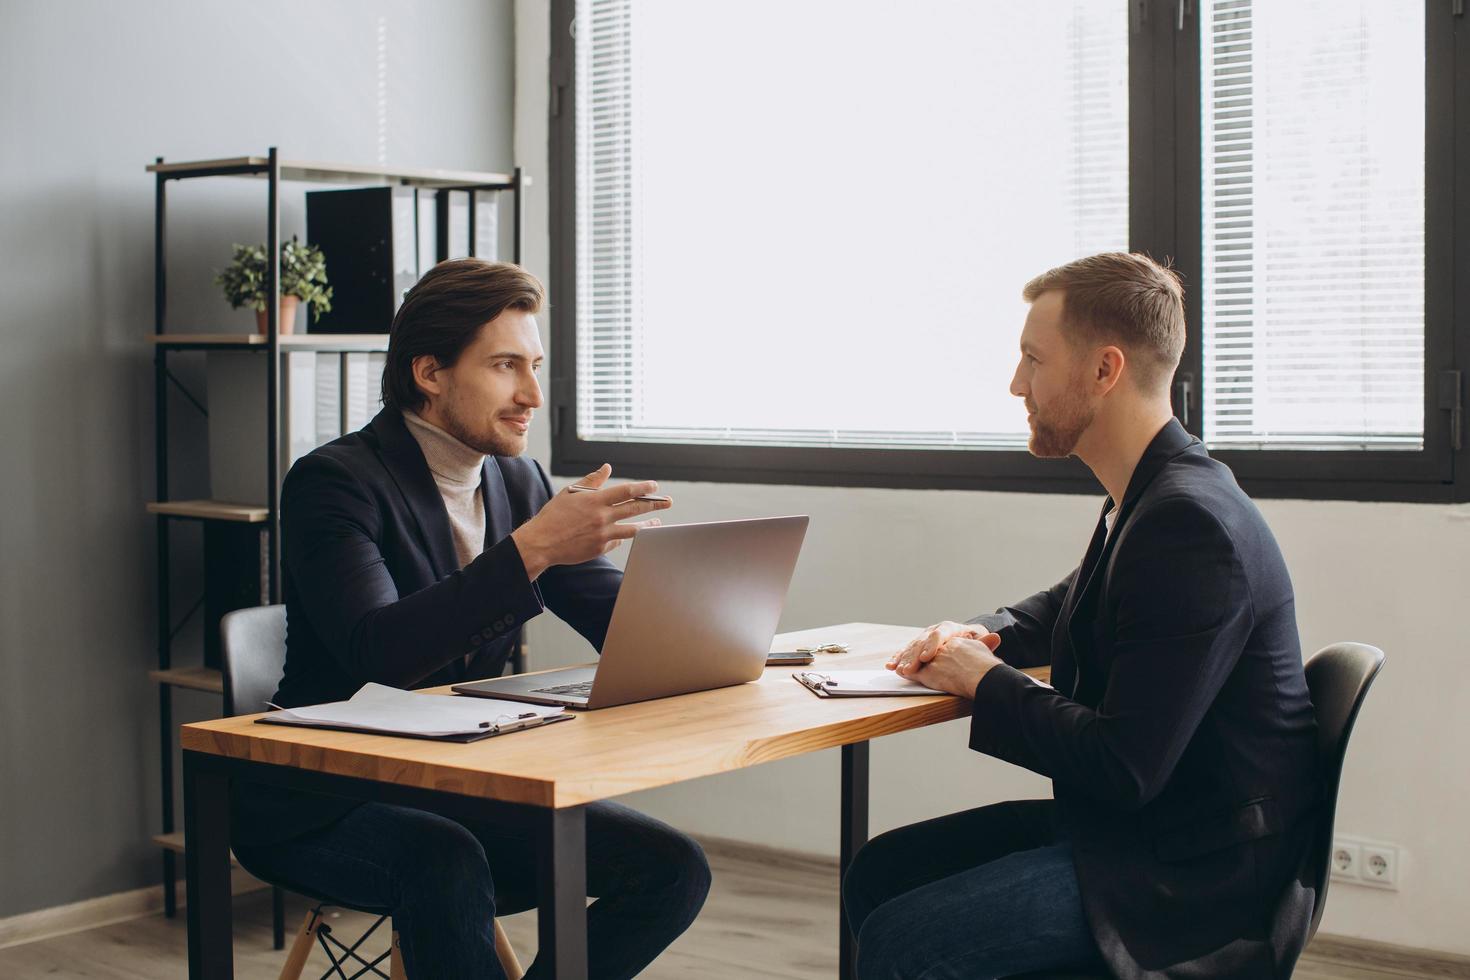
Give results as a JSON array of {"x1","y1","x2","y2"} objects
[
  {"x1": 1022, "y1": 252, "x2": 1186, "y2": 392},
  {"x1": 382, "y1": 259, "x2": 545, "y2": 412}
]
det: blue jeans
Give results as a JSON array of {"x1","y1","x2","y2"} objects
[
  {"x1": 842, "y1": 800, "x2": 1105, "y2": 980},
  {"x1": 233, "y1": 799, "x2": 710, "y2": 979}
]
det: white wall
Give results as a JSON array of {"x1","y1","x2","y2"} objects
[
  {"x1": 0, "y1": 0, "x2": 514, "y2": 920},
  {"x1": 514, "y1": 0, "x2": 1470, "y2": 956}
]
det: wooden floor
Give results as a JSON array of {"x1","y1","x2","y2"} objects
[{"x1": 0, "y1": 842, "x2": 1459, "y2": 979}]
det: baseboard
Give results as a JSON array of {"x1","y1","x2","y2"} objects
[
  {"x1": 696, "y1": 834, "x2": 1470, "y2": 979},
  {"x1": 0, "y1": 868, "x2": 267, "y2": 952}
]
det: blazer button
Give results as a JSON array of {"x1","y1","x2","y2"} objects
[
  {"x1": 502, "y1": 614, "x2": 516, "y2": 627},
  {"x1": 492, "y1": 622, "x2": 505, "y2": 634},
  {"x1": 482, "y1": 626, "x2": 496, "y2": 639},
  {"x1": 470, "y1": 634, "x2": 483, "y2": 646}
]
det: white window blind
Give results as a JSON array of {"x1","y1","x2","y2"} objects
[
  {"x1": 1200, "y1": 0, "x2": 1425, "y2": 451},
  {"x1": 574, "y1": 0, "x2": 1128, "y2": 451}
]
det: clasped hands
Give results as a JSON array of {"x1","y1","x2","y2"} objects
[{"x1": 884, "y1": 621, "x2": 1004, "y2": 699}]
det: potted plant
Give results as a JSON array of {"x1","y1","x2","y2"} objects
[{"x1": 214, "y1": 237, "x2": 332, "y2": 334}]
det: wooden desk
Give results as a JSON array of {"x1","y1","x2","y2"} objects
[{"x1": 181, "y1": 623, "x2": 1049, "y2": 979}]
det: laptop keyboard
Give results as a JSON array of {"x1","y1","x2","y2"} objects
[{"x1": 530, "y1": 680, "x2": 594, "y2": 698}]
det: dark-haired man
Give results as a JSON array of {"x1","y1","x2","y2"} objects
[
  {"x1": 231, "y1": 259, "x2": 710, "y2": 979},
  {"x1": 842, "y1": 253, "x2": 1320, "y2": 979}
]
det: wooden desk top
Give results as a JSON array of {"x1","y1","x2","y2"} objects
[{"x1": 181, "y1": 623, "x2": 1050, "y2": 809}]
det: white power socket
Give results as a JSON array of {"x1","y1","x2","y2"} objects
[
  {"x1": 1361, "y1": 844, "x2": 1398, "y2": 888},
  {"x1": 1330, "y1": 840, "x2": 1361, "y2": 881},
  {"x1": 1333, "y1": 835, "x2": 1400, "y2": 890}
]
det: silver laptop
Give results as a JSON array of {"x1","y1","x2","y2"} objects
[{"x1": 452, "y1": 515, "x2": 809, "y2": 710}]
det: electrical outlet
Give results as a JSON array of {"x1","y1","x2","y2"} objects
[
  {"x1": 1361, "y1": 844, "x2": 1398, "y2": 889},
  {"x1": 1333, "y1": 835, "x2": 1402, "y2": 890},
  {"x1": 1331, "y1": 839, "x2": 1361, "y2": 881}
]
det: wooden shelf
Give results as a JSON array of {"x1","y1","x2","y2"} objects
[
  {"x1": 154, "y1": 831, "x2": 241, "y2": 866},
  {"x1": 150, "y1": 333, "x2": 389, "y2": 352},
  {"x1": 146, "y1": 500, "x2": 269, "y2": 523},
  {"x1": 146, "y1": 156, "x2": 520, "y2": 189},
  {"x1": 150, "y1": 666, "x2": 225, "y2": 694}
]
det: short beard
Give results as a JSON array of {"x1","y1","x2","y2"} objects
[
  {"x1": 439, "y1": 400, "x2": 523, "y2": 457},
  {"x1": 1028, "y1": 384, "x2": 1096, "y2": 459}
]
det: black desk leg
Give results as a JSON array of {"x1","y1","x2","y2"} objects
[
  {"x1": 536, "y1": 805, "x2": 588, "y2": 979},
  {"x1": 183, "y1": 752, "x2": 233, "y2": 979},
  {"x1": 840, "y1": 740, "x2": 870, "y2": 980}
]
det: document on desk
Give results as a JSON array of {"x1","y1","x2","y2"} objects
[
  {"x1": 257, "y1": 683, "x2": 572, "y2": 741},
  {"x1": 794, "y1": 670, "x2": 947, "y2": 698}
]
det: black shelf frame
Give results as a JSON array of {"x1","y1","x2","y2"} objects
[{"x1": 149, "y1": 147, "x2": 527, "y2": 943}]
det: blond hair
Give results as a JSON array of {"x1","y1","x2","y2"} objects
[{"x1": 1022, "y1": 252, "x2": 1185, "y2": 392}]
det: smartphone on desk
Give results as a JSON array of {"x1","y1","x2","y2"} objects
[{"x1": 766, "y1": 651, "x2": 816, "y2": 666}]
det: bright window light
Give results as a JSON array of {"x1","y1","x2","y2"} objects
[
  {"x1": 1200, "y1": 0, "x2": 1425, "y2": 450},
  {"x1": 575, "y1": 0, "x2": 1128, "y2": 449}
]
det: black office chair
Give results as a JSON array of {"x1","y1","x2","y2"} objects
[
  {"x1": 220, "y1": 604, "x2": 525, "y2": 980},
  {"x1": 1003, "y1": 641, "x2": 1386, "y2": 980}
]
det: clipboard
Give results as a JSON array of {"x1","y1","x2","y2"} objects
[
  {"x1": 252, "y1": 683, "x2": 573, "y2": 742},
  {"x1": 793, "y1": 670, "x2": 942, "y2": 698},
  {"x1": 256, "y1": 709, "x2": 575, "y2": 743}
]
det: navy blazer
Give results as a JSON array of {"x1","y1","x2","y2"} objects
[
  {"x1": 234, "y1": 409, "x2": 621, "y2": 847},
  {"x1": 969, "y1": 420, "x2": 1320, "y2": 980}
]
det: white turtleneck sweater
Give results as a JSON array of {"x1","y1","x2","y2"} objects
[{"x1": 401, "y1": 410, "x2": 486, "y2": 570}]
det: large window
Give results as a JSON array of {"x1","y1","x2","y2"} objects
[
  {"x1": 575, "y1": 0, "x2": 1126, "y2": 451},
  {"x1": 1199, "y1": 0, "x2": 1424, "y2": 452},
  {"x1": 550, "y1": 0, "x2": 1468, "y2": 500}
]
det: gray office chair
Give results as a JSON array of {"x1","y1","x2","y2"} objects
[
  {"x1": 220, "y1": 604, "x2": 525, "y2": 980},
  {"x1": 1003, "y1": 641, "x2": 1386, "y2": 980},
  {"x1": 219, "y1": 605, "x2": 290, "y2": 952}
]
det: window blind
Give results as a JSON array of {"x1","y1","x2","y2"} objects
[
  {"x1": 1200, "y1": 0, "x2": 1425, "y2": 451},
  {"x1": 573, "y1": 0, "x2": 1128, "y2": 451}
]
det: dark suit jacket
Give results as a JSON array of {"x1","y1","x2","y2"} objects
[
  {"x1": 969, "y1": 419, "x2": 1320, "y2": 980},
  {"x1": 232, "y1": 409, "x2": 622, "y2": 847}
]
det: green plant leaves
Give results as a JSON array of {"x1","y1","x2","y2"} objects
[{"x1": 213, "y1": 236, "x2": 334, "y2": 322}]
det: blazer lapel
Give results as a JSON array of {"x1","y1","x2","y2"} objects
[
  {"x1": 481, "y1": 457, "x2": 513, "y2": 548},
  {"x1": 368, "y1": 409, "x2": 459, "y2": 581},
  {"x1": 1053, "y1": 502, "x2": 1112, "y2": 698},
  {"x1": 1117, "y1": 417, "x2": 1197, "y2": 514},
  {"x1": 1058, "y1": 418, "x2": 1202, "y2": 699}
]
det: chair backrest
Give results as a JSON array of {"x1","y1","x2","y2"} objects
[
  {"x1": 220, "y1": 604, "x2": 288, "y2": 717},
  {"x1": 1301, "y1": 641, "x2": 1385, "y2": 939}
]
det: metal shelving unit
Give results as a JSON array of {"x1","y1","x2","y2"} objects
[{"x1": 148, "y1": 147, "x2": 525, "y2": 943}]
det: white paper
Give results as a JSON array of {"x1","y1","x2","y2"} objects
[
  {"x1": 797, "y1": 670, "x2": 932, "y2": 694},
  {"x1": 264, "y1": 683, "x2": 563, "y2": 737}
]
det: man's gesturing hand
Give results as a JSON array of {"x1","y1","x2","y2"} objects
[{"x1": 510, "y1": 464, "x2": 671, "y2": 580}]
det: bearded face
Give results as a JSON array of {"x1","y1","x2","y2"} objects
[
  {"x1": 1025, "y1": 365, "x2": 1097, "y2": 458},
  {"x1": 1011, "y1": 291, "x2": 1100, "y2": 459},
  {"x1": 416, "y1": 309, "x2": 544, "y2": 457}
]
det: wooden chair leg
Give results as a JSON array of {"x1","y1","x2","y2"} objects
[
  {"x1": 277, "y1": 909, "x2": 323, "y2": 980},
  {"x1": 490, "y1": 922, "x2": 526, "y2": 980},
  {"x1": 378, "y1": 921, "x2": 516, "y2": 980},
  {"x1": 494, "y1": 919, "x2": 525, "y2": 980},
  {"x1": 390, "y1": 930, "x2": 407, "y2": 980}
]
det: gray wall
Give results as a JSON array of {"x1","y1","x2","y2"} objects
[{"x1": 0, "y1": 0, "x2": 514, "y2": 919}]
